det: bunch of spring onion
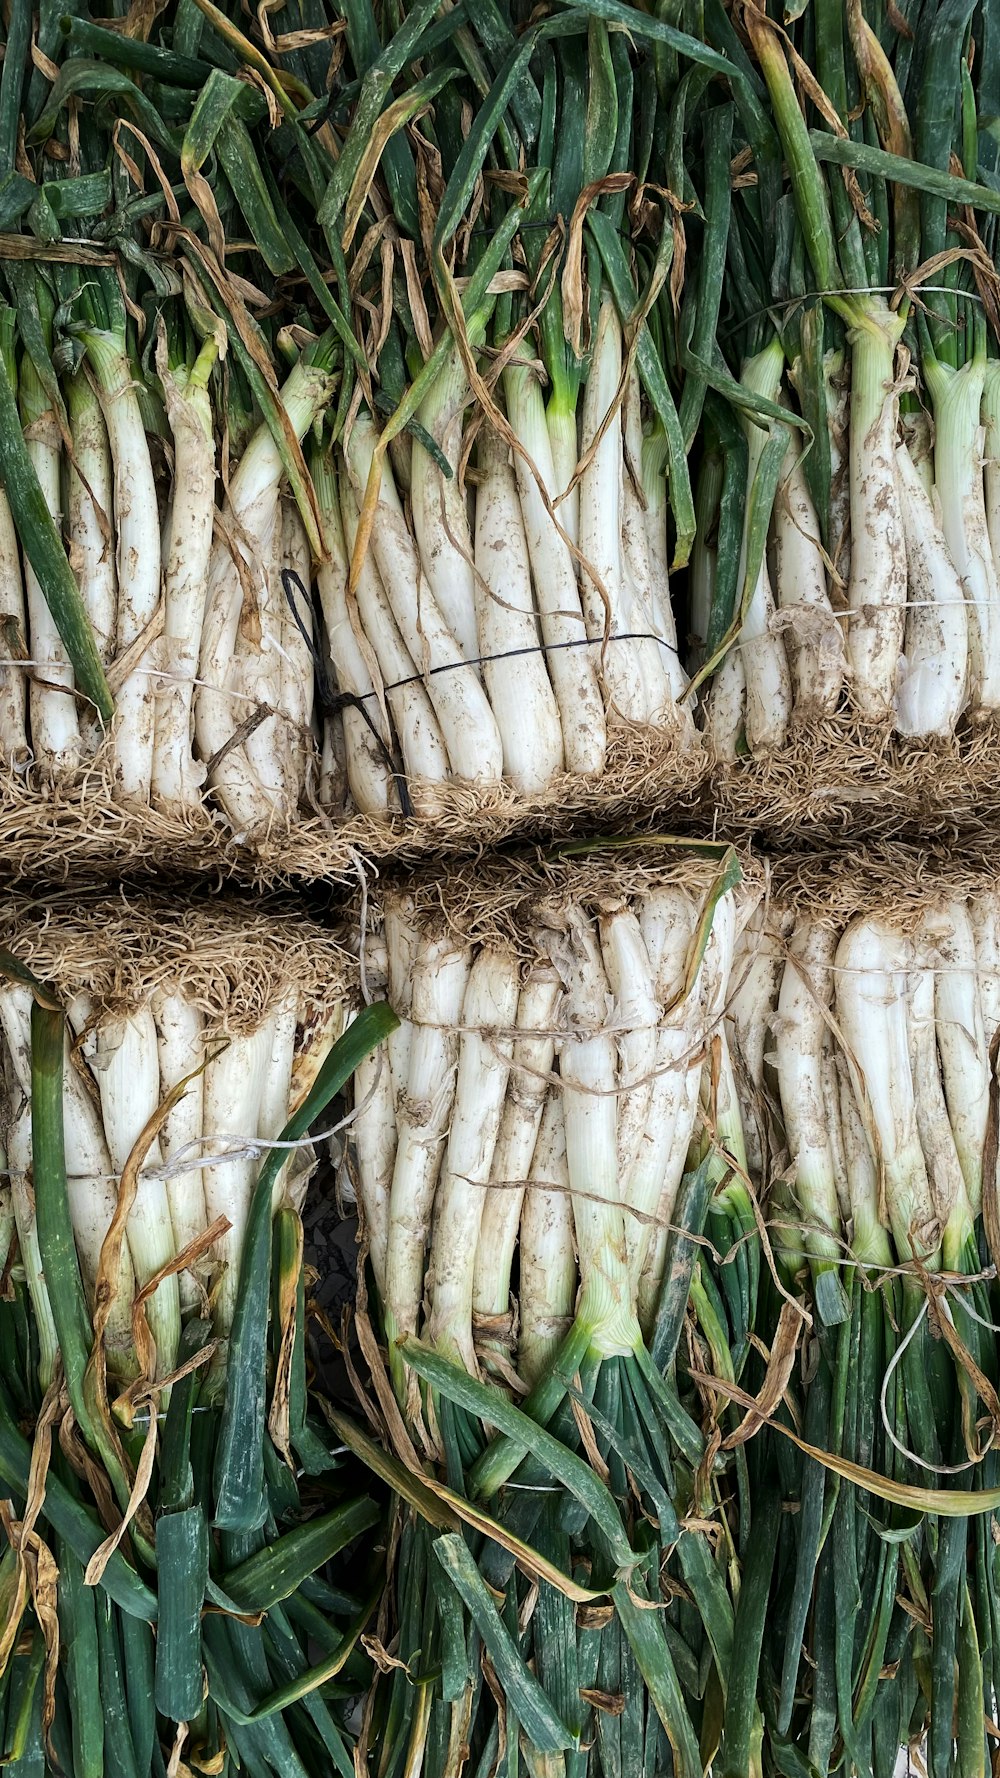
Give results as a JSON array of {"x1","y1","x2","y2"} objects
[
  {"x1": 313, "y1": 303, "x2": 698, "y2": 824},
  {"x1": 0, "y1": 890, "x2": 395, "y2": 1776},
  {"x1": 0, "y1": 0, "x2": 730, "y2": 872},
  {"x1": 0, "y1": 255, "x2": 340, "y2": 841},
  {"x1": 334, "y1": 843, "x2": 777, "y2": 1777},
  {"x1": 311, "y1": 64, "x2": 704, "y2": 824},
  {"x1": 302, "y1": 0, "x2": 738, "y2": 832},
  {"x1": 720, "y1": 873, "x2": 1000, "y2": 1778},
  {"x1": 699, "y1": 0, "x2": 1000, "y2": 761}
]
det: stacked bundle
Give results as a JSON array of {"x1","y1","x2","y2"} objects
[
  {"x1": 700, "y1": 0, "x2": 1000, "y2": 839},
  {"x1": 719, "y1": 858, "x2": 1000, "y2": 1778},
  {"x1": 0, "y1": 0, "x2": 732, "y2": 889},
  {"x1": 0, "y1": 891, "x2": 393, "y2": 1775},
  {"x1": 336, "y1": 843, "x2": 770, "y2": 1775}
]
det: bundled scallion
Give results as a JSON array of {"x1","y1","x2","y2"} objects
[
  {"x1": 338, "y1": 842, "x2": 765, "y2": 1775},
  {"x1": 0, "y1": 889, "x2": 394, "y2": 1776}
]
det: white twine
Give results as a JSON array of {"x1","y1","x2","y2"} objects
[
  {"x1": 0, "y1": 662, "x2": 293, "y2": 712},
  {"x1": 0, "y1": 1046, "x2": 387, "y2": 1190},
  {"x1": 0, "y1": 1106, "x2": 363, "y2": 1190},
  {"x1": 877, "y1": 1293, "x2": 992, "y2": 1477}
]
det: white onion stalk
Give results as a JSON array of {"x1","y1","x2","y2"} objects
[
  {"x1": 970, "y1": 893, "x2": 1000, "y2": 1054},
  {"x1": 636, "y1": 889, "x2": 733, "y2": 1333},
  {"x1": 503, "y1": 363, "x2": 606, "y2": 775},
  {"x1": 726, "y1": 903, "x2": 789, "y2": 1177},
  {"x1": 344, "y1": 412, "x2": 502, "y2": 785},
  {"x1": 238, "y1": 502, "x2": 287, "y2": 820},
  {"x1": 624, "y1": 379, "x2": 689, "y2": 712},
  {"x1": 66, "y1": 371, "x2": 115, "y2": 759},
  {"x1": 71, "y1": 999, "x2": 181, "y2": 1377},
  {"x1": 906, "y1": 942, "x2": 974, "y2": 1272},
  {"x1": 63, "y1": 1056, "x2": 136, "y2": 1378},
  {"x1": 637, "y1": 419, "x2": 683, "y2": 704},
  {"x1": 472, "y1": 962, "x2": 561, "y2": 1346},
  {"x1": 715, "y1": 1024, "x2": 750, "y2": 1175},
  {"x1": 769, "y1": 1174, "x2": 809, "y2": 1281},
  {"x1": 517, "y1": 1091, "x2": 576, "y2": 1387},
  {"x1": 600, "y1": 906, "x2": 659, "y2": 1187},
  {"x1": 7, "y1": 1102, "x2": 58, "y2": 1390},
  {"x1": 843, "y1": 307, "x2": 907, "y2": 718},
  {"x1": 80, "y1": 327, "x2": 161, "y2": 801},
  {"x1": 290, "y1": 998, "x2": 345, "y2": 1118},
  {"x1": 822, "y1": 1038, "x2": 851, "y2": 1225},
  {"x1": 410, "y1": 341, "x2": 479, "y2": 663},
  {"x1": 0, "y1": 316, "x2": 26, "y2": 766},
  {"x1": 151, "y1": 339, "x2": 217, "y2": 815},
  {"x1": 893, "y1": 441, "x2": 968, "y2": 737},
  {"x1": 473, "y1": 423, "x2": 564, "y2": 793},
  {"x1": 547, "y1": 395, "x2": 580, "y2": 554},
  {"x1": 901, "y1": 408, "x2": 935, "y2": 497},
  {"x1": 834, "y1": 917, "x2": 939, "y2": 1265},
  {"x1": 732, "y1": 341, "x2": 792, "y2": 752},
  {"x1": 629, "y1": 887, "x2": 704, "y2": 1289},
  {"x1": 20, "y1": 354, "x2": 80, "y2": 773},
  {"x1": 823, "y1": 348, "x2": 851, "y2": 588},
  {"x1": 260, "y1": 991, "x2": 299, "y2": 1214},
  {"x1": 425, "y1": 949, "x2": 519, "y2": 1370},
  {"x1": 578, "y1": 298, "x2": 669, "y2": 724},
  {"x1": 312, "y1": 449, "x2": 392, "y2": 815},
  {"x1": 196, "y1": 358, "x2": 335, "y2": 833},
  {"x1": 0, "y1": 480, "x2": 27, "y2": 767},
  {"x1": 771, "y1": 424, "x2": 845, "y2": 719},
  {"x1": 921, "y1": 900, "x2": 990, "y2": 1226},
  {"x1": 339, "y1": 470, "x2": 450, "y2": 805},
  {"x1": 981, "y1": 360, "x2": 1000, "y2": 576},
  {"x1": 201, "y1": 1014, "x2": 276, "y2": 1339},
  {"x1": 727, "y1": 906, "x2": 786, "y2": 1087},
  {"x1": 0, "y1": 986, "x2": 137, "y2": 1377},
  {"x1": 274, "y1": 502, "x2": 315, "y2": 810},
  {"x1": 622, "y1": 469, "x2": 692, "y2": 725},
  {"x1": 383, "y1": 891, "x2": 418, "y2": 1118},
  {"x1": 705, "y1": 647, "x2": 746, "y2": 761},
  {"x1": 151, "y1": 988, "x2": 208, "y2": 1313},
  {"x1": 925, "y1": 341, "x2": 1000, "y2": 711},
  {"x1": 701, "y1": 900, "x2": 757, "y2": 1264},
  {"x1": 541, "y1": 905, "x2": 637, "y2": 1358},
  {"x1": 775, "y1": 924, "x2": 849, "y2": 1323},
  {"x1": 350, "y1": 939, "x2": 396, "y2": 1295},
  {"x1": 319, "y1": 710, "x2": 347, "y2": 811},
  {"x1": 0, "y1": 1142, "x2": 11, "y2": 1275},
  {"x1": 836, "y1": 1053, "x2": 893, "y2": 1271},
  {"x1": 972, "y1": 892, "x2": 1000, "y2": 1246},
  {"x1": 382, "y1": 929, "x2": 471, "y2": 1396}
]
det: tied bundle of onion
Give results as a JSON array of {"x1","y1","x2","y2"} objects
[
  {"x1": 301, "y1": 13, "x2": 709, "y2": 843},
  {"x1": 700, "y1": 0, "x2": 1000, "y2": 767},
  {"x1": 308, "y1": 310, "x2": 698, "y2": 831},
  {"x1": 0, "y1": 893, "x2": 353, "y2": 1389},
  {"x1": 338, "y1": 844, "x2": 766, "y2": 1777},
  {"x1": 0, "y1": 283, "x2": 124, "y2": 787},
  {"x1": 0, "y1": 889, "x2": 394, "y2": 1774},
  {"x1": 0, "y1": 271, "x2": 349, "y2": 842},
  {"x1": 721, "y1": 872, "x2": 1000, "y2": 1778},
  {"x1": 195, "y1": 334, "x2": 339, "y2": 840}
]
